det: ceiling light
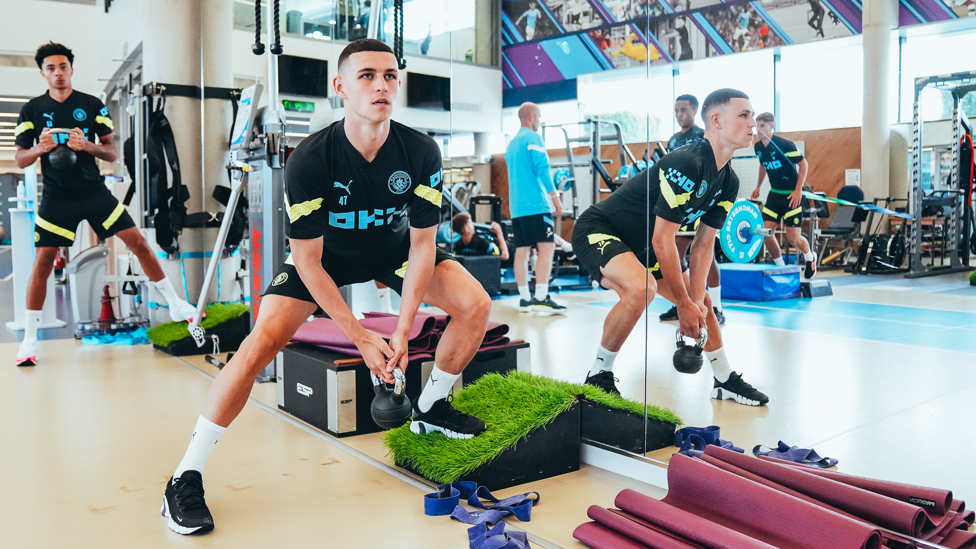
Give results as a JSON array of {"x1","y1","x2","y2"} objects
[
  {"x1": 285, "y1": 132, "x2": 310, "y2": 138},
  {"x1": 0, "y1": 98, "x2": 29, "y2": 103},
  {"x1": 286, "y1": 120, "x2": 310, "y2": 125},
  {"x1": 0, "y1": 146, "x2": 17, "y2": 151},
  {"x1": 0, "y1": 122, "x2": 16, "y2": 127},
  {"x1": 0, "y1": 113, "x2": 19, "y2": 118}
]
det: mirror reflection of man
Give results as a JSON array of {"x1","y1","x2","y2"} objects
[{"x1": 13, "y1": 41, "x2": 197, "y2": 367}]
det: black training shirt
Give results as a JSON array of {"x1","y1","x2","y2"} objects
[
  {"x1": 588, "y1": 138, "x2": 738, "y2": 250},
  {"x1": 667, "y1": 125, "x2": 704, "y2": 152},
  {"x1": 754, "y1": 135, "x2": 804, "y2": 191},
  {"x1": 284, "y1": 119, "x2": 443, "y2": 270},
  {"x1": 15, "y1": 90, "x2": 114, "y2": 196}
]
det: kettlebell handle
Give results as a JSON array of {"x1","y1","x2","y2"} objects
[
  {"x1": 371, "y1": 367, "x2": 406, "y2": 395},
  {"x1": 675, "y1": 327, "x2": 708, "y2": 351},
  {"x1": 48, "y1": 128, "x2": 72, "y2": 134}
]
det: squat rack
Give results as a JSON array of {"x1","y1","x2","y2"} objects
[{"x1": 909, "y1": 71, "x2": 976, "y2": 278}]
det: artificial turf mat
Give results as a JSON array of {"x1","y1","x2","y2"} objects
[
  {"x1": 970, "y1": 270, "x2": 976, "y2": 285},
  {"x1": 383, "y1": 371, "x2": 682, "y2": 484},
  {"x1": 146, "y1": 303, "x2": 250, "y2": 347}
]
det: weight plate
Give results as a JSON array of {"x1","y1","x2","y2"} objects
[
  {"x1": 720, "y1": 200, "x2": 764, "y2": 263},
  {"x1": 553, "y1": 168, "x2": 573, "y2": 191}
]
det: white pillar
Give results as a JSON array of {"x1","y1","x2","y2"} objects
[
  {"x1": 201, "y1": 0, "x2": 234, "y2": 214},
  {"x1": 861, "y1": 0, "x2": 896, "y2": 201}
]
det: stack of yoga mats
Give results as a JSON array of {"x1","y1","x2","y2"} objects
[{"x1": 575, "y1": 446, "x2": 975, "y2": 549}]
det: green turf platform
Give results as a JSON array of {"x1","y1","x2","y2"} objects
[
  {"x1": 383, "y1": 372, "x2": 681, "y2": 488},
  {"x1": 146, "y1": 303, "x2": 250, "y2": 356},
  {"x1": 970, "y1": 270, "x2": 976, "y2": 285}
]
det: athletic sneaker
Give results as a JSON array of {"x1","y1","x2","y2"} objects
[
  {"x1": 15, "y1": 339, "x2": 38, "y2": 367},
  {"x1": 531, "y1": 295, "x2": 567, "y2": 314},
  {"x1": 410, "y1": 397, "x2": 487, "y2": 439},
  {"x1": 161, "y1": 470, "x2": 215, "y2": 535},
  {"x1": 711, "y1": 372, "x2": 769, "y2": 406},
  {"x1": 584, "y1": 370, "x2": 620, "y2": 396},
  {"x1": 518, "y1": 299, "x2": 533, "y2": 313},
  {"x1": 804, "y1": 259, "x2": 817, "y2": 280},
  {"x1": 659, "y1": 305, "x2": 679, "y2": 322},
  {"x1": 169, "y1": 300, "x2": 199, "y2": 323},
  {"x1": 714, "y1": 307, "x2": 726, "y2": 325}
]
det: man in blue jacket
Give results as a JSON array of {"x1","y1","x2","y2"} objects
[{"x1": 505, "y1": 102, "x2": 566, "y2": 313}]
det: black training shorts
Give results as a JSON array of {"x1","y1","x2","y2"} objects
[
  {"x1": 512, "y1": 212, "x2": 554, "y2": 248},
  {"x1": 762, "y1": 191, "x2": 802, "y2": 227},
  {"x1": 34, "y1": 186, "x2": 136, "y2": 248},
  {"x1": 263, "y1": 239, "x2": 456, "y2": 305},
  {"x1": 572, "y1": 211, "x2": 672, "y2": 283}
]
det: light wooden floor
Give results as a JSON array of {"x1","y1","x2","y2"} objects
[{"x1": 2, "y1": 270, "x2": 974, "y2": 547}]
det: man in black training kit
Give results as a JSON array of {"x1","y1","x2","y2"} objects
[
  {"x1": 661, "y1": 94, "x2": 725, "y2": 325},
  {"x1": 750, "y1": 112, "x2": 816, "y2": 278},
  {"x1": 452, "y1": 212, "x2": 510, "y2": 260},
  {"x1": 160, "y1": 39, "x2": 491, "y2": 535},
  {"x1": 572, "y1": 89, "x2": 768, "y2": 406},
  {"x1": 13, "y1": 42, "x2": 197, "y2": 367}
]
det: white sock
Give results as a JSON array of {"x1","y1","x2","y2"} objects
[
  {"x1": 705, "y1": 346, "x2": 733, "y2": 383},
  {"x1": 535, "y1": 282, "x2": 549, "y2": 301},
  {"x1": 772, "y1": 256, "x2": 786, "y2": 266},
  {"x1": 174, "y1": 416, "x2": 227, "y2": 479},
  {"x1": 518, "y1": 285, "x2": 531, "y2": 302},
  {"x1": 589, "y1": 345, "x2": 618, "y2": 375},
  {"x1": 803, "y1": 251, "x2": 816, "y2": 262},
  {"x1": 708, "y1": 286, "x2": 722, "y2": 312},
  {"x1": 376, "y1": 287, "x2": 395, "y2": 313},
  {"x1": 418, "y1": 366, "x2": 460, "y2": 413},
  {"x1": 23, "y1": 309, "x2": 42, "y2": 343},
  {"x1": 154, "y1": 277, "x2": 184, "y2": 307}
]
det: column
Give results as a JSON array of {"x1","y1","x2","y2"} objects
[{"x1": 861, "y1": 0, "x2": 896, "y2": 201}]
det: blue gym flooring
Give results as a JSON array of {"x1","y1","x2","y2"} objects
[{"x1": 576, "y1": 277, "x2": 976, "y2": 356}]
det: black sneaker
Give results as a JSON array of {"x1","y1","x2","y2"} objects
[
  {"x1": 714, "y1": 307, "x2": 726, "y2": 325},
  {"x1": 410, "y1": 397, "x2": 487, "y2": 439},
  {"x1": 804, "y1": 259, "x2": 817, "y2": 279},
  {"x1": 659, "y1": 305, "x2": 679, "y2": 322},
  {"x1": 531, "y1": 295, "x2": 567, "y2": 314},
  {"x1": 161, "y1": 470, "x2": 215, "y2": 535},
  {"x1": 584, "y1": 370, "x2": 620, "y2": 396},
  {"x1": 518, "y1": 298, "x2": 533, "y2": 313},
  {"x1": 711, "y1": 372, "x2": 768, "y2": 406}
]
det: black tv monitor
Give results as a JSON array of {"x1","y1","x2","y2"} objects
[
  {"x1": 278, "y1": 55, "x2": 329, "y2": 98},
  {"x1": 407, "y1": 72, "x2": 451, "y2": 111}
]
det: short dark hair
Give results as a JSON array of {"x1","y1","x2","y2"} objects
[
  {"x1": 701, "y1": 88, "x2": 749, "y2": 123},
  {"x1": 675, "y1": 94, "x2": 698, "y2": 108},
  {"x1": 451, "y1": 212, "x2": 471, "y2": 235},
  {"x1": 337, "y1": 38, "x2": 394, "y2": 71},
  {"x1": 35, "y1": 42, "x2": 74, "y2": 69},
  {"x1": 756, "y1": 112, "x2": 775, "y2": 123}
]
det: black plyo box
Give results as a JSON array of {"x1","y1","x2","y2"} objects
[
  {"x1": 579, "y1": 399, "x2": 676, "y2": 455},
  {"x1": 400, "y1": 401, "x2": 581, "y2": 491},
  {"x1": 456, "y1": 255, "x2": 502, "y2": 296},
  {"x1": 278, "y1": 342, "x2": 529, "y2": 437}
]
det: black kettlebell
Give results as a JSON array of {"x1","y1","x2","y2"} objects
[
  {"x1": 370, "y1": 367, "x2": 412, "y2": 430},
  {"x1": 673, "y1": 327, "x2": 708, "y2": 374},
  {"x1": 49, "y1": 145, "x2": 76, "y2": 170}
]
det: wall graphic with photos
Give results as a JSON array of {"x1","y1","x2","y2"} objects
[{"x1": 502, "y1": 0, "x2": 976, "y2": 106}]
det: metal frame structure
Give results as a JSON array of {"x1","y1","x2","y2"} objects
[{"x1": 909, "y1": 71, "x2": 976, "y2": 278}]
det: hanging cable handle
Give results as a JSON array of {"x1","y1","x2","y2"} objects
[
  {"x1": 394, "y1": 0, "x2": 406, "y2": 70},
  {"x1": 252, "y1": 0, "x2": 265, "y2": 55},
  {"x1": 270, "y1": 0, "x2": 283, "y2": 55}
]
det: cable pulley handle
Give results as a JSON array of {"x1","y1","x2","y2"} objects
[{"x1": 394, "y1": 0, "x2": 406, "y2": 70}]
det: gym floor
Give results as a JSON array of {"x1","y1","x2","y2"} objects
[{"x1": 1, "y1": 269, "x2": 974, "y2": 547}]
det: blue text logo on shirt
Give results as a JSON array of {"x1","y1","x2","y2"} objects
[
  {"x1": 329, "y1": 205, "x2": 407, "y2": 229},
  {"x1": 665, "y1": 167, "x2": 696, "y2": 193},
  {"x1": 763, "y1": 160, "x2": 782, "y2": 170},
  {"x1": 73, "y1": 108, "x2": 87, "y2": 121}
]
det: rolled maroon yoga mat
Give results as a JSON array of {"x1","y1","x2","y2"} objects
[
  {"x1": 661, "y1": 455, "x2": 883, "y2": 549},
  {"x1": 704, "y1": 446, "x2": 931, "y2": 538},
  {"x1": 586, "y1": 506, "x2": 706, "y2": 549},
  {"x1": 574, "y1": 522, "x2": 654, "y2": 549},
  {"x1": 614, "y1": 489, "x2": 779, "y2": 549}
]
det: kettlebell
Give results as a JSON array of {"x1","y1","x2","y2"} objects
[
  {"x1": 370, "y1": 367, "x2": 412, "y2": 430},
  {"x1": 47, "y1": 129, "x2": 76, "y2": 170},
  {"x1": 49, "y1": 145, "x2": 76, "y2": 170},
  {"x1": 673, "y1": 327, "x2": 708, "y2": 374}
]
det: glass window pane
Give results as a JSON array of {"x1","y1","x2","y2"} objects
[{"x1": 779, "y1": 38, "x2": 862, "y2": 131}]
